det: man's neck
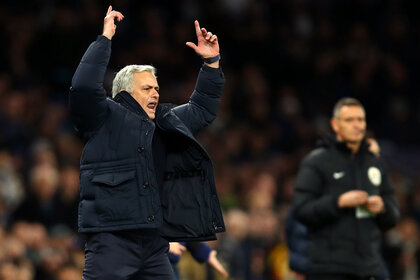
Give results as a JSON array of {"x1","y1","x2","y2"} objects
[
  {"x1": 346, "y1": 142, "x2": 361, "y2": 154},
  {"x1": 336, "y1": 135, "x2": 361, "y2": 154}
]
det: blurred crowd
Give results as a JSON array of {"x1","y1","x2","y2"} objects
[{"x1": 0, "y1": 0, "x2": 420, "y2": 279}]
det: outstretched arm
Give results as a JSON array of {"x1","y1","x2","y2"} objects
[
  {"x1": 172, "y1": 21, "x2": 225, "y2": 133},
  {"x1": 69, "y1": 6, "x2": 124, "y2": 132}
]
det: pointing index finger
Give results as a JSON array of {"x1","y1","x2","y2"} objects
[{"x1": 194, "y1": 20, "x2": 202, "y2": 38}]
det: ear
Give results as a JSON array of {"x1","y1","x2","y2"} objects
[{"x1": 330, "y1": 117, "x2": 338, "y2": 133}]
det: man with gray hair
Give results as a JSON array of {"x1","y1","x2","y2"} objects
[{"x1": 69, "y1": 6, "x2": 225, "y2": 280}]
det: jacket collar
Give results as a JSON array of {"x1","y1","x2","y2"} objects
[
  {"x1": 317, "y1": 134, "x2": 370, "y2": 155},
  {"x1": 113, "y1": 91, "x2": 150, "y2": 120}
]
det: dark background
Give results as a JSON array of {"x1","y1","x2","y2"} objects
[{"x1": 0, "y1": 0, "x2": 419, "y2": 279}]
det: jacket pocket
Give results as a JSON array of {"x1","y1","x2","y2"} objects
[
  {"x1": 92, "y1": 170, "x2": 136, "y2": 186},
  {"x1": 92, "y1": 170, "x2": 140, "y2": 222}
]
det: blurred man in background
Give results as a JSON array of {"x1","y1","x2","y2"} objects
[{"x1": 292, "y1": 97, "x2": 399, "y2": 280}]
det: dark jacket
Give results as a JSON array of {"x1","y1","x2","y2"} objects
[
  {"x1": 285, "y1": 209, "x2": 390, "y2": 279},
  {"x1": 285, "y1": 210, "x2": 309, "y2": 274},
  {"x1": 69, "y1": 35, "x2": 225, "y2": 241},
  {"x1": 292, "y1": 137, "x2": 399, "y2": 277}
]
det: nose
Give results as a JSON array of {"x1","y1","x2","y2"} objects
[{"x1": 152, "y1": 89, "x2": 159, "y2": 99}]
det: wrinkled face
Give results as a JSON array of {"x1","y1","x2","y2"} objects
[
  {"x1": 331, "y1": 105, "x2": 366, "y2": 144},
  {"x1": 131, "y1": 71, "x2": 159, "y2": 119}
]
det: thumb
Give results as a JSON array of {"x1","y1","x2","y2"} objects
[{"x1": 186, "y1": 42, "x2": 198, "y2": 51}]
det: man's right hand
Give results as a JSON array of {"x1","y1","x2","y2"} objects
[
  {"x1": 102, "y1": 6, "x2": 124, "y2": 40},
  {"x1": 338, "y1": 190, "x2": 368, "y2": 208}
]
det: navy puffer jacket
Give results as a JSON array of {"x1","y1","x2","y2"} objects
[{"x1": 69, "y1": 35, "x2": 225, "y2": 241}]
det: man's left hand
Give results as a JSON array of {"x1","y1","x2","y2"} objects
[{"x1": 186, "y1": 20, "x2": 220, "y2": 68}]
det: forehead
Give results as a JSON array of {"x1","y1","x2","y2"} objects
[
  {"x1": 339, "y1": 105, "x2": 365, "y2": 118},
  {"x1": 133, "y1": 71, "x2": 158, "y2": 86}
]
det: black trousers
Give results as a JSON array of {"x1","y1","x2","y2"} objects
[{"x1": 82, "y1": 229, "x2": 174, "y2": 280}]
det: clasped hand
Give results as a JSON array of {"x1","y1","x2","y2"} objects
[{"x1": 338, "y1": 190, "x2": 385, "y2": 214}]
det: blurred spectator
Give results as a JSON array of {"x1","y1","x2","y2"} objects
[
  {"x1": 57, "y1": 265, "x2": 82, "y2": 280},
  {"x1": 216, "y1": 209, "x2": 248, "y2": 280},
  {"x1": 384, "y1": 217, "x2": 420, "y2": 279},
  {"x1": 0, "y1": 150, "x2": 24, "y2": 225},
  {"x1": 53, "y1": 165, "x2": 79, "y2": 231},
  {"x1": 10, "y1": 164, "x2": 59, "y2": 229}
]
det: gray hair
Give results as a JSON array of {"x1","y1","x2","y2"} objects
[
  {"x1": 332, "y1": 97, "x2": 365, "y2": 119},
  {"x1": 112, "y1": 65, "x2": 157, "y2": 98}
]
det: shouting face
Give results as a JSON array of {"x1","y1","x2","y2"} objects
[{"x1": 131, "y1": 71, "x2": 160, "y2": 119}]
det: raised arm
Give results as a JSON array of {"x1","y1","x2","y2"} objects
[
  {"x1": 69, "y1": 6, "x2": 124, "y2": 133},
  {"x1": 172, "y1": 21, "x2": 225, "y2": 133}
]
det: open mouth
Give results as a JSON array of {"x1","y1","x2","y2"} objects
[{"x1": 147, "y1": 102, "x2": 157, "y2": 110}]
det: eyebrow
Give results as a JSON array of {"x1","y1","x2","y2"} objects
[
  {"x1": 343, "y1": 116, "x2": 365, "y2": 120},
  {"x1": 143, "y1": 85, "x2": 160, "y2": 91}
]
